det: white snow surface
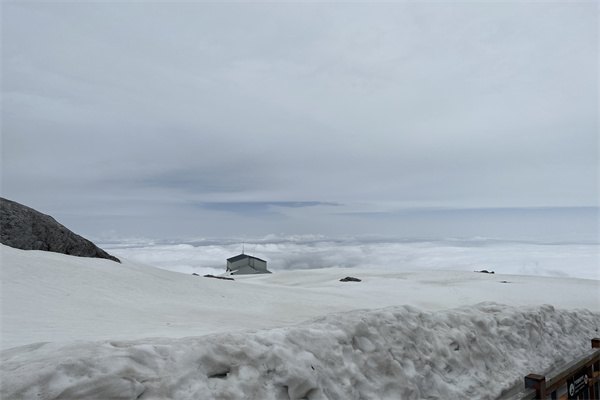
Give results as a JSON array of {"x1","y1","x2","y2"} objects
[{"x1": 1, "y1": 244, "x2": 599, "y2": 399}]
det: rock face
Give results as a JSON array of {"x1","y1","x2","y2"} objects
[{"x1": 0, "y1": 197, "x2": 120, "y2": 263}]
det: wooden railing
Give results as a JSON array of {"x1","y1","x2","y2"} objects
[{"x1": 518, "y1": 338, "x2": 600, "y2": 400}]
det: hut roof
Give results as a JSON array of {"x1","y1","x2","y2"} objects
[{"x1": 227, "y1": 254, "x2": 267, "y2": 263}]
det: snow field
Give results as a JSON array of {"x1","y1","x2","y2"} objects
[
  {"x1": 1, "y1": 303, "x2": 598, "y2": 399},
  {"x1": 1, "y1": 244, "x2": 599, "y2": 399},
  {"x1": 2, "y1": 244, "x2": 598, "y2": 350}
]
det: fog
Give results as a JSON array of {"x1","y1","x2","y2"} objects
[{"x1": 105, "y1": 235, "x2": 599, "y2": 281}]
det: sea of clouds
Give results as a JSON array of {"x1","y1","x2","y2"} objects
[{"x1": 103, "y1": 235, "x2": 599, "y2": 281}]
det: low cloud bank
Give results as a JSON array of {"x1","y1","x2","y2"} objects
[{"x1": 105, "y1": 236, "x2": 599, "y2": 280}]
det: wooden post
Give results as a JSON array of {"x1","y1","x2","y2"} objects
[
  {"x1": 525, "y1": 374, "x2": 547, "y2": 399},
  {"x1": 591, "y1": 339, "x2": 600, "y2": 400},
  {"x1": 588, "y1": 363, "x2": 596, "y2": 400}
]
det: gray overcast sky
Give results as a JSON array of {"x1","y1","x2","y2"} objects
[{"x1": 1, "y1": 1, "x2": 598, "y2": 241}]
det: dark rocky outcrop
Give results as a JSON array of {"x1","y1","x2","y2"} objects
[
  {"x1": 340, "y1": 276, "x2": 361, "y2": 282},
  {"x1": 204, "y1": 274, "x2": 234, "y2": 281},
  {"x1": 0, "y1": 197, "x2": 120, "y2": 262},
  {"x1": 476, "y1": 270, "x2": 495, "y2": 274}
]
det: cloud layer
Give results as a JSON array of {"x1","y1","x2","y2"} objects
[{"x1": 106, "y1": 236, "x2": 600, "y2": 281}]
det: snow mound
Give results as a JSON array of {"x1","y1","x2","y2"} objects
[{"x1": 2, "y1": 303, "x2": 598, "y2": 400}]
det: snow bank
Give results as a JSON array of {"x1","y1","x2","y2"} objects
[
  {"x1": 2, "y1": 244, "x2": 599, "y2": 399},
  {"x1": 2, "y1": 303, "x2": 598, "y2": 400}
]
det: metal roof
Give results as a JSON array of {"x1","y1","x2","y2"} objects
[{"x1": 226, "y1": 254, "x2": 267, "y2": 263}]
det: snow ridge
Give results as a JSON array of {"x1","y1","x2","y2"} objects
[{"x1": 2, "y1": 303, "x2": 598, "y2": 400}]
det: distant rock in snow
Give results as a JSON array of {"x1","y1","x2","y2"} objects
[
  {"x1": 203, "y1": 274, "x2": 234, "y2": 281},
  {"x1": 339, "y1": 276, "x2": 361, "y2": 282},
  {"x1": 476, "y1": 269, "x2": 495, "y2": 274},
  {"x1": 0, "y1": 197, "x2": 120, "y2": 263}
]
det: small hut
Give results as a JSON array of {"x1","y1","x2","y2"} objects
[{"x1": 226, "y1": 254, "x2": 271, "y2": 275}]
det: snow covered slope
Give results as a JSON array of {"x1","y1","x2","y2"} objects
[
  {"x1": 1, "y1": 244, "x2": 598, "y2": 350},
  {"x1": 1, "y1": 244, "x2": 599, "y2": 399},
  {"x1": 2, "y1": 304, "x2": 598, "y2": 399}
]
